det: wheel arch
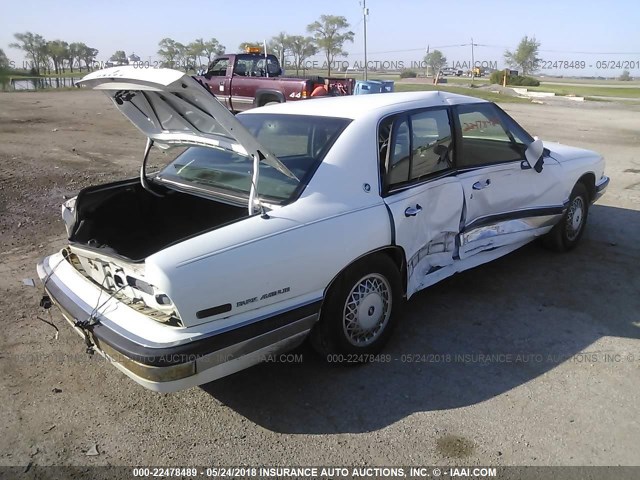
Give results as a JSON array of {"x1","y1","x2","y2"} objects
[
  {"x1": 321, "y1": 246, "x2": 407, "y2": 305},
  {"x1": 253, "y1": 89, "x2": 285, "y2": 107},
  {"x1": 576, "y1": 172, "x2": 596, "y2": 202}
]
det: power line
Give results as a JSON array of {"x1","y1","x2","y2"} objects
[
  {"x1": 347, "y1": 45, "x2": 640, "y2": 56},
  {"x1": 538, "y1": 49, "x2": 640, "y2": 55}
]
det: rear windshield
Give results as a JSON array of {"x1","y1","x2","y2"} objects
[{"x1": 156, "y1": 114, "x2": 351, "y2": 203}]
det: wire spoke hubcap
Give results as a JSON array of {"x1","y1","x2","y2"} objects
[
  {"x1": 566, "y1": 196, "x2": 585, "y2": 241},
  {"x1": 343, "y1": 274, "x2": 392, "y2": 346}
]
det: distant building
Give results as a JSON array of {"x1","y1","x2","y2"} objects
[{"x1": 128, "y1": 53, "x2": 141, "y2": 63}]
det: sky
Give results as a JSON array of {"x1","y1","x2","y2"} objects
[{"x1": 2, "y1": 0, "x2": 639, "y2": 76}]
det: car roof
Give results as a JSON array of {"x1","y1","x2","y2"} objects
[{"x1": 244, "y1": 91, "x2": 488, "y2": 119}]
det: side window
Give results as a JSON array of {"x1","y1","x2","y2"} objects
[
  {"x1": 410, "y1": 110, "x2": 452, "y2": 179},
  {"x1": 387, "y1": 119, "x2": 411, "y2": 186},
  {"x1": 208, "y1": 58, "x2": 229, "y2": 76},
  {"x1": 382, "y1": 108, "x2": 452, "y2": 190},
  {"x1": 255, "y1": 57, "x2": 281, "y2": 76},
  {"x1": 456, "y1": 103, "x2": 526, "y2": 167},
  {"x1": 233, "y1": 58, "x2": 253, "y2": 76}
]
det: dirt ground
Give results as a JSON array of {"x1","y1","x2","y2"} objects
[{"x1": 1, "y1": 90, "x2": 639, "y2": 469}]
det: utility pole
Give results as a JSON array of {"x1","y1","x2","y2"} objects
[
  {"x1": 363, "y1": 0, "x2": 369, "y2": 80},
  {"x1": 471, "y1": 37, "x2": 475, "y2": 83},
  {"x1": 426, "y1": 44, "x2": 430, "y2": 78}
]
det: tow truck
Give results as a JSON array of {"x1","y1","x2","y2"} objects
[{"x1": 197, "y1": 48, "x2": 355, "y2": 112}]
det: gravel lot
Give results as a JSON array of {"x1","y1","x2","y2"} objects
[{"x1": 1, "y1": 91, "x2": 639, "y2": 468}]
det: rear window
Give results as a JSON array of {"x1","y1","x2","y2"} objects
[
  {"x1": 233, "y1": 54, "x2": 280, "y2": 77},
  {"x1": 156, "y1": 114, "x2": 350, "y2": 203}
]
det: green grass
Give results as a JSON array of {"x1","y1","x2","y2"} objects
[
  {"x1": 394, "y1": 83, "x2": 531, "y2": 103},
  {"x1": 1, "y1": 87, "x2": 81, "y2": 93},
  {"x1": 584, "y1": 96, "x2": 612, "y2": 102},
  {"x1": 440, "y1": 76, "x2": 489, "y2": 85},
  {"x1": 529, "y1": 83, "x2": 640, "y2": 98},
  {"x1": 533, "y1": 76, "x2": 640, "y2": 86},
  {"x1": 7, "y1": 71, "x2": 85, "y2": 79}
]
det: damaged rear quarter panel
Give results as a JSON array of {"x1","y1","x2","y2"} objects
[{"x1": 143, "y1": 197, "x2": 391, "y2": 329}]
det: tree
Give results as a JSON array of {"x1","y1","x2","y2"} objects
[
  {"x1": 158, "y1": 38, "x2": 181, "y2": 68},
  {"x1": 187, "y1": 39, "x2": 205, "y2": 68},
  {"x1": 238, "y1": 42, "x2": 263, "y2": 52},
  {"x1": 268, "y1": 32, "x2": 291, "y2": 67},
  {"x1": 504, "y1": 36, "x2": 540, "y2": 76},
  {"x1": 40, "y1": 46, "x2": 52, "y2": 74},
  {"x1": 0, "y1": 48, "x2": 10, "y2": 70},
  {"x1": 158, "y1": 38, "x2": 188, "y2": 69},
  {"x1": 307, "y1": 15, "x2": 354, "y2": 76},
  {"x1": 110, "y1": 50, "x2": 128, "y2": 65},
  {"x1": 67, "y1": 42, "x2": 83, "y2": 72},
  {"x1": 46, "y1": 40, "x2": 69, "y2": 74},
  {"x1": 619, "y1": 70, "x2": 632, "y2": 81},
  {"x1": 288, "y1": 35, "x2": 317, "y2": 75},
  {"x1": 80, "y1": 45, "x2": 99, "y2": 71},
  {"x1": 174, "y1": 42, "x2": 188, "y2": 71},
  {"x1": 202, "y1": 38, "x2": 225, "y2": 65},
  {"x1": 10, "y1": 32, "x2": 47, "y2": 75},
  {"x1": 424, "y1": 50, "x2": 447, "y2": 75}
]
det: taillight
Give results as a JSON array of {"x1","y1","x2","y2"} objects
[{"x1": 302, "y1": 90, "x2": 308, "y2": 98}]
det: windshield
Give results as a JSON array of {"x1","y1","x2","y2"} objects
[{"x1": 155, "y1": 114, "x2": 351, "y2": 204}]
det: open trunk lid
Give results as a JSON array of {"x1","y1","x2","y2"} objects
[{"x1": 77, "y1": 67, "x2": 295, "y2": 180}]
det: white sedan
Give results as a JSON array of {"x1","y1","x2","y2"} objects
[{"x1": 37, "y1": 67, "x2": 609, "y2": 392}]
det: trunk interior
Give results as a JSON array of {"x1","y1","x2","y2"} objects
[{"x1": 70, "y1": 179, "x2": 248, "y2": 261}]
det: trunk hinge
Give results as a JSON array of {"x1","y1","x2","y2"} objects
[
  {"x1": 248, "y1": 151, "x2": 270, "y2": 218},
  {"x1": 141, "y1": 138, "x2": 164, "y2": 197},
  {"x1": 248, "y1": 152, "x2": 260, "y2": 216}
]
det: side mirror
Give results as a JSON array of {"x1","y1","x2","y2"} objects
[{"x1": 524, "y1": 138, "x2": 544, "y2": 172}]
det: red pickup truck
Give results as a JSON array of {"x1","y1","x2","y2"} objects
[{"x1": 196, "y1": 52, "x2": 355, "y2": 112}]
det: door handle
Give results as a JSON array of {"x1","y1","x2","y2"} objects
[
  {"x1": 472, "y1": 179, "x2": 491, "y2": 190},
  {"x1": 404, "y1": 204, "x2": 423, "y2": 217}
]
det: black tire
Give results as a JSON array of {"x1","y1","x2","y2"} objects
[
  {"x1": 310, "y1": 254, "x2": 403, "y2": 359},
  {"x1": 263, "y1": 101, "x2": 280, "y2": 106},
  {"x1": 543, "y1": 182, "x2": 590, "y2": 252}
]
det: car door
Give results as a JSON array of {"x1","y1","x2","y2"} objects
[
  {"x1": 230, "y1": 55, "x2": 257, "y2": 112},
  {"x1": 205, "y1": 57, "x2": 231, "y2": 109},
  {"x1": 381, "y1": 108, "x2": 465, "y2": 298},
  {"x1": 452, "y1": 103, "x2": 567, "y2": 259}
]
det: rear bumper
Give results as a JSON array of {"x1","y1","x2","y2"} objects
[
  {"x1": 594, "y1": 175, "x2": 609, "y2": 203},
  {"x1": 37, "y1": 255, "x2": 319, "y2": 392}
]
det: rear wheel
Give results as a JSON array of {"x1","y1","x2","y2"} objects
[
  {"x1": 310, "y1": 254, "x2": 403, "y2": 359},
  {"x1": 543, "y1": 182, "x2": 590, "y2": 251}
]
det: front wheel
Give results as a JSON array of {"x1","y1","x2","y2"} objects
[
  {"x1": 543, "y1": 182, "x2": 590, "y2": 251},
  {"x1": 310, "y1": 254, "x2": 403, "y2": 358}
]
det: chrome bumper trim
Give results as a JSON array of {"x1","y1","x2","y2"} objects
[
  {"x1": 594, "y1": 176, "x2": 610, "y2": 203},
  {"x1": 37, "y1": 256, "x2": 319, "y2": 387}
]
